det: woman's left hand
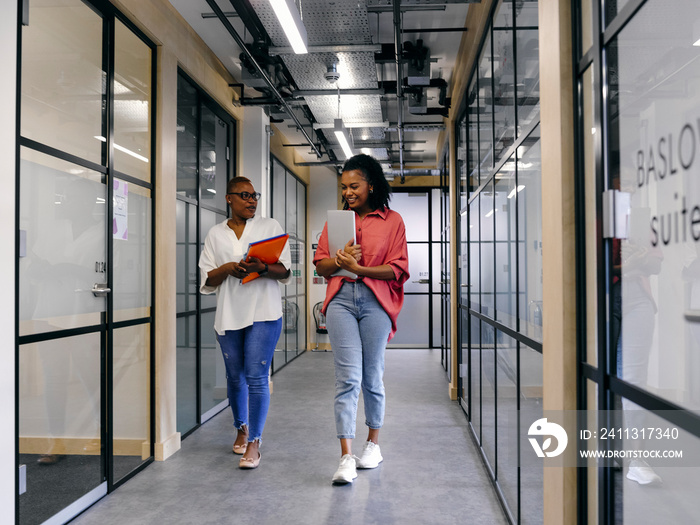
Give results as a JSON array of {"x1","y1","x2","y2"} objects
[
  {"x1": 336, "y1": 249, "x2": 361, "y2": 274},
  {"x1": 240, "y1": 255, "x2": 266, "y2": 274}
]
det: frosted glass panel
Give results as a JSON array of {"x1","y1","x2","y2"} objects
[
  {"x1": 19, "y1": 148, "x2": 106, "y2": 336},
  {"x1": 390, "y1": 192, "x2": 428, "y2": 241},
  {"x1": 520, "y1": 344, "x2": 543, "y2": 524},
  {"x1": 432, "y1": 294, "x2": 441, "y2": 348},
  {"x1": 431, "y1": 242, "x2": 441, "y2": 294},
  {"x1": 480, "y1": 188, "x2": 495, "y2": 317},
  {"x1": 176, "y1": 200, "x2": 198, "y2": 313},
  {"x1": 481, "y1": 323, "x2": 496, "y2": 469},
  {"x1": 431, "y1": 188, "x2": 441, "y2": 240},
  {"x1": 21, "y1": 0, "x2": 104, "y2": 164},
  {"x1": 391, "y1": 295, "x2": 429, "y2": 346},
  {"x1": 177, "y1": 315, "x2": 198, "y2": 435},
  {"x1": 494, "y1": 168, "x2": 517, "y2": 330},
  {"x1": 404, "y1": 243, "x2": 429, "y2": 293},
  {"x1": 468, "y1": 197, "x2": 481, "y2": 310},
  {"x1": 496, "y1": 330, "x2": 518, "y2": 515},
  {"x1": 470, "y1": 317, "x2": 482, "y2": 440},
  {"x1": 200, "y1": 210, "x2": 223, "y2": 310},
  {"x1": 113, "y1": 323, "x2": 151, "y2": 481},
  {"x1": 200, "y1": 311, "x2": 227, "y2": 415},
  {"x1": 518, "y1": 128, "x2": 542, "y2": 343},
  {"x1": 113, "y1": 181, "x2": 151, "y2": 322}
]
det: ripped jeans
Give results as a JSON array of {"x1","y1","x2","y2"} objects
[{"x1": 216, "y1": 318, "x2": 282, "y2": 442}]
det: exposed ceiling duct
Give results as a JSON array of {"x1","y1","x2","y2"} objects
[
  {"x1": 393, "y1": 0, "x2": 405, "y2": 183},
  {"x1": 204, "y1": 0, "x2": 323, "y2": 158},
  {"x1": 170, "y1": 0, "x2": 473, "y2": 180}
]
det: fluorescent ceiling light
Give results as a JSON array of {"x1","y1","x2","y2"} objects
[
  {"x1": 94, "y1": 136, "x2": 149, "y2": 163},
  {"x1": 268, "y1": 0, "x2": 308, "y2": 54},
  {"x1": 485, "y1": 209, "x2": 495, "y2": 218},
  {"x1": 207, "y1": 188, "x2": 217, "y2": 194},
  {"x1": 507, "y1": 185, "x2": 525, "y2": 199},
  {"x1": 334, "y1": 119, "x2": 354, "y2": 159}
]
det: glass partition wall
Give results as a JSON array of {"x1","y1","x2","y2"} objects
[
  {"x1": 176, "y1": 71, "x2": 235, "y2": 437},
  {"x1": 456, "y1": 0, "x2": 542, "y2": 522},
  {"x1": 440, "y1": 150, "x2": 451, "y2": 374},
  {"x1": 388, "y1": 189, "x2": 443, "y2": 349},
  {"x1": 17, "y1": 1, "x2": 155, "y2": 523},
  {"x1": 270, "y1": 157, "x2": 307, "y2": 373},
  {"x1": 576, "y1": 1, "x2": 700, "y2": 523}
]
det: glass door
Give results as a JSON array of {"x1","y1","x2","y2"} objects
[
  {"x1": 17, "y1": 2, "x2": 155, "y2": 522},
  {"x1": 18, "y1": 149, "x2": 108, "y2": 524},
  {"x1": 388, "y1": 190, "x2": 432, "y2": 348}
]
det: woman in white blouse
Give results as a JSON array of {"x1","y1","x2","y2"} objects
[{"x1": 199, "y1": 176, "x2": 291, "y2": 469}]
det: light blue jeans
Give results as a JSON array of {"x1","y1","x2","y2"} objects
[
  {"x1": 216, "y1": 318, "x2": 282, "y2": 442},
  {"x1": 326, "y1": 281, "x2": 392, "y2": 439}
]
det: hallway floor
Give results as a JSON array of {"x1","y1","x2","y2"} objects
[{"x1": 71, "y1": 349, "x2": 507, "y2": 525}]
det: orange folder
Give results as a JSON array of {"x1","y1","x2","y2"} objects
[{"x1": 241, "y1": 233, "x2": 290, "y2": 284}]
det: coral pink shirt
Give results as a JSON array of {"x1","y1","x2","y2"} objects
[{"x1": 313, "y1": 207, "x2": 409, "y2": 341}]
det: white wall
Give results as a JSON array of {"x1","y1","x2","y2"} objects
[
  {"x1": 307, "y1": 166, "x2": 340, "y2": 344},
  {"x1": 1, "y1": 0, "x2": 17, "y2": 514},
  {"x1": 240, "y1": 106, "x2": 270, "y2": 216}
]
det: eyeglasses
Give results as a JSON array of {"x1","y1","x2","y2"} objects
[{"x1": 227, "y1": 191, "x2": 261, "y2": 201}]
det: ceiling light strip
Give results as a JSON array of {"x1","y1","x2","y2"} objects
[
  {"x1": 268, "y1": 0, "x2": 308, "y2": 54},
  {"x1": 204, "y1": 0, "x2": 321, "y2": 158}
]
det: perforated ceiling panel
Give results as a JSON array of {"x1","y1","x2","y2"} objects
[
  {"x1": 249, "y1": 0, "x2": 387, "y2": 161},
  {"x1": 282, "y1": 52, "x2": 378, "y2": 90},
  {"x1": 305, "y1": 95, "x2": 383, "y2": 125},
  {"x1": 250, "y1": 0, "x2": 373, "y2": 47}
]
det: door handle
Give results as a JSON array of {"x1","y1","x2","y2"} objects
[
  {"x1": 685, "y1": 310, "x2": 700, "y2": 323},
  {"x1": 92, "y1": 283, "x2": 111, "y2": 297}
]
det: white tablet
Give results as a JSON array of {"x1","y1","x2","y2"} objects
[{"x1": 327, "y1": 210, "x2": 357, "y2": 278}]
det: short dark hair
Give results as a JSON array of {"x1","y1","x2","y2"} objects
[
  {"x1": 227, "y1": 176, "x2": 252, "y2": 193},
  {"x1": 341, "y1": 154, "x2": 392, "y2": 211}
]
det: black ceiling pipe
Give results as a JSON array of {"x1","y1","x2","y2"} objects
[{"x1": 205, "y1": 0, "x2": 322, "y2": 158}]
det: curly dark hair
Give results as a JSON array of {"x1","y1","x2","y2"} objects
[{"x1": 341, "y1": 154, "x2": 392, "y2": 211}]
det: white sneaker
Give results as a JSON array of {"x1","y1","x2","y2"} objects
[
  {"x1": 332, "y1": 454, "x2": 358, "y2": 484},
  {"x1": 356, "y1": 441, "x2": 383, "y2": 469},
  {"x1": 626, "y1": 459, "x2": 662, "y2": 485}
]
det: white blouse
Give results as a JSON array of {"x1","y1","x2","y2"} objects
[{"x1": 199, "y1": 215, "x2": 292, "y2": 335}]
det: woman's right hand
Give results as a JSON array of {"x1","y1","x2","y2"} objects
[
  {"x1": 343, "y1": 239, "x2": 362, "y2": 262},
  {"x1": 226, "y1": 261, "x2": 249, "y2": 279}
]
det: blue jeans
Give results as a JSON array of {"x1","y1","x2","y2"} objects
[
  {"x1": 216, "y1": 318, "x2": 282, "y2": 442},
  {"x1": 326, "y1": 281, "x2": 392, "y2": 439}
]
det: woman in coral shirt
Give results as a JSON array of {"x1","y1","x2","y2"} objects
[{"x1": 313, "y1": 154, "x2": 409, "y2": 484}]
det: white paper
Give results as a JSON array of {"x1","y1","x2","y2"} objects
[{"x1": 113, "y1": 180, "x2": 128, "y2": 240}]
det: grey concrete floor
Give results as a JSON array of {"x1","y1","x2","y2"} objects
[{"x1": 71, "y1": 349, "x2": 507, "y2": 525}]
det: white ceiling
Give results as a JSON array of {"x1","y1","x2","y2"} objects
[{"x1": 168, "y1": 0, "x2": 474, "y2": 174}]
